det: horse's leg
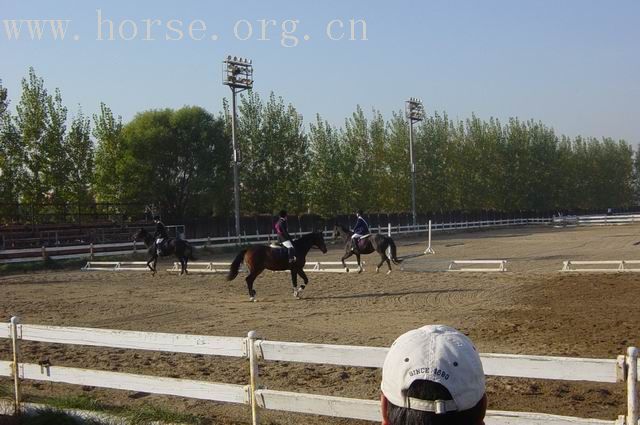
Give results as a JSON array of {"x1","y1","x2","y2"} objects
[
  {"x1": 179, "y1": 257, "x2": 186, "y2": 276},
  {"x1": 385, "y1": 253, "x2": 392, "y2": 274},
  {"x1": 376, "y1": 253, "x2": 386, "y2": 273},
  {"x1": 290, "y1": 268, "x2": 299, "y2": 298},
  {"x1": 356, "y1": 253, "x2": 363, "y2": 273},
  {"x1": 152, "y1": 257, "x2": 158, "y2": 276},
  {"x1": 296, "y1": 268, "x2": 309, "y2": 298},
  {"x1": 146, "y1": 252, "x2": 155, "y2": 273},
  {"x1": 341, "y1": 249, "x2": 354, "y2": 271},
  {"x1": 246, "y1": 272, "x2": 259, "y2": 302}
]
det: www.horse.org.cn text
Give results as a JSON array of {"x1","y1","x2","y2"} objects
[{"x1": 1, "y1": 10, "x2": 369, "y2": 47}]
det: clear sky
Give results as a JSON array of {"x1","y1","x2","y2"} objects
[{"x1": 1, "y1": 0, "x2": 639, "y2": 143}]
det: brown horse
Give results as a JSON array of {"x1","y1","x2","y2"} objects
[{"x1": 226, "y1": 232, "x2": 327, "y2": 301}]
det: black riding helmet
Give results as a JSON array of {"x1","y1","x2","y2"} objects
[{"x1": 279, "y1": 210, "x2": 287, "y2": 218}]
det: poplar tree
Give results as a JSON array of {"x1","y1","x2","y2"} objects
[{"x1": 93, "y1": 103, "x2": 123, "y2": 203}]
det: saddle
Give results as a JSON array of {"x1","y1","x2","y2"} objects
[
  {"x1": 353, "y1": 235, "x2": 371, "y2": 250},
  {"x1": 269, "y1": 242, "x2": 294, "y2": 262}
]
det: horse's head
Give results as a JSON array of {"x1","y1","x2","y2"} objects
[{"x1": 312, "y1": 232, "x2": 328, "y2": 253}]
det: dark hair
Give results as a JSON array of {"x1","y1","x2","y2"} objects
[
  {"x1": 357, "y1": 209, "x2": 363, "y2": 216},
  {"x1": 279, "y1": 210, "x2": 287, "y2": 218},
  {"x1": 153, "y1": 215, "x2": 161, "y2": 220},
  {"x1": 387, "y1": 380, "x2": 486, "y2": 425}
]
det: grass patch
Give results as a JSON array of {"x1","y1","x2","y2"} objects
[
  {"x1": 0, "y1": 383, "x2": 10, "y2": 398},
  {"x1": 45, "y1": 395, "x2": 105, "y2": 412},
  {"x1": 28, "y1": 393, "x2": 200, "y2": 424},
  {"x1": 124, "y1": 404, "x2": 200, "y2": 425}
]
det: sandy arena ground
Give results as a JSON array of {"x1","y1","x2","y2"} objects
[{"x1": 1, "y1": 224, "x2": 639, "y2": 424}]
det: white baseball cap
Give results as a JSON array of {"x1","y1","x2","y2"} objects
[{"x1": 381, "y1": 325, "x2": 485, "y2": 414}]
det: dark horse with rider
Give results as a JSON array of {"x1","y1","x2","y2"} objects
[
  {"x1": 333, "y1": 210, "x2": 402, "y2": 274},
  {"x1": 133, "y1": 215, "x2": 194, "y2": 275}
]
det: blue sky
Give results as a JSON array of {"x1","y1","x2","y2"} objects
[{"x1": 1, "y1": 0, "x2": 639, "y2": 143}]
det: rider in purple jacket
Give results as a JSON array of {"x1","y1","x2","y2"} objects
[{"x1": 275, "y1": 210, "x2": 296, "y2": 263}]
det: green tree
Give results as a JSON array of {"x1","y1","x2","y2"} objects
[
  {"x1": 118, "y1": 106, "x2": 230, "y2": 219},
  {"x1": 0, "y1": 81, "x2": 25, "y2": 217},
  {"x1": 236, "y1": 92, "x2": 307, "y2": 214},
  {"x1": 383, "y1": 112, "x2": 410, "y2": 212},
  {"x1": 306, "y1": 115, "x2": 345, "y2": 216},
  {"x1": 15, "y1": 68, "x2": 49, "y2": 204},
  {"x1": 93, "y1": 102, "x2": 124, "y2": 203},
  {"x1": 65, "y1": 110, "x2": 94, "y2": 204},
  {"x1": 43, "y1": 88, "x2": 68, "y2": 202},
  {"x1": 342, "y1": 106, "x2": 371, "y2": 211}
]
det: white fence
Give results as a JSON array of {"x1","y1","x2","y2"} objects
[
  {"x1": 0, "y1": 217, "x2": 553, "y2": 265},
  {"x1": 553, "y1": 214, "x2": 640, "y2": 227},
  {"x1": 6, "y1": 213, "x2": 640, "y2": 265},
  {"x1": 1, "y1": 317, "x2": 637, "y2": 425},
  {"x1": 163, "y1": 261, "x2": 364, "y2": 274}
]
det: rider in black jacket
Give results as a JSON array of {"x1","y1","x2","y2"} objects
[{"x1": 153, "y1": 215, "x2": 169, "y2": 255}]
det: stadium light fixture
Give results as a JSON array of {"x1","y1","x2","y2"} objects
[
  {"x1": 405, "y1": 98, "x2": 425, "y2": 227},
  {"x1": 223, "y1": 56, "x2": 254, "y2": 242}
]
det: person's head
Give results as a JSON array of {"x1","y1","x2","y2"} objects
[
  {"x1": 153, "y1": 215, "x2": 161, "y2": 223},
  {"x1": 356, "y1": 209, "x2": 363, "y2": 217},
  {"x1": 381, "y1": 325, "x2": 487, "y2": 425},
  {"x1": 279, "y1": 210, "x2": 287, "y2": 219}
]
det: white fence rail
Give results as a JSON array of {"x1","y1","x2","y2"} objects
[
  {"x1": 553, "y1": 214, "x2": 640, "y2": 227},
  {"x1": 5, "y1": 213, "x2": 640, "y2": 265},
  {"x1": 1, "y1": 217, "x2": 553, "y2": 264},
  {"x1": 163, "y1": 261, "x2": 364, "y2": 274},
  {"x1": 0, "y1": 318, "x2": 637, "y2": 425}
]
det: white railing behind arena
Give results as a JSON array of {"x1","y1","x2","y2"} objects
[
  {"x1": 0, "y1": 317, "x2": 637, "y2": 425},
  {"x1": 0, "y1": 217, "x2": 553, "y2": 264}
]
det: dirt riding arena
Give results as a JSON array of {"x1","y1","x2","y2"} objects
[{"x1": 1, "y1": 224, "x2": 639, "y2": 424}]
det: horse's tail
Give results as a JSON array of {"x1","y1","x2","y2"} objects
[
  {"x1": 389, "y1": 239, "x2": 403, "y2": 265},
  {"x1": 227, "y1": 249, "x2": 247, "y2": 281}
]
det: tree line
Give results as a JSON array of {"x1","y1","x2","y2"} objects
[{"x1": 0, "y1": 68, "x2": 637, "y2": 223}]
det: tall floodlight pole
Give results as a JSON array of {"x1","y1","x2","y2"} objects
[
  {"x1": 223, "y1": 56, "x2": 253, "y2": 243},
  {"x1": 405, "y1": 98, "x2": 425, "y2": 227}
]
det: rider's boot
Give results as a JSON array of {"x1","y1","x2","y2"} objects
[
  {"x1": 288, "y1": 248, "x2": 296, "y2": 263},
  {"x1": 352, "y1": 238, "x2": 359, "y2": 255}
]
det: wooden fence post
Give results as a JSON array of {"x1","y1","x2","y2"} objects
[
  {"x1": 41, "y1": 246, "x2": 47, "y2": 261},
  {"x1": 10, "y1": 316, "x2": 21, "y2": 416},
  {"x1": 248, "y1": 331, "x2": 261, "y2": 425},
  {"x1": 89, "y1": 243, "x2": 94, "y2": 260},
  {"x1": 628, "y1": 347, "x2": 638, "y2": 425}
]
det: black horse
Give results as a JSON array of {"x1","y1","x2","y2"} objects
[
  {"x1": 227, "y1": 232, "x2": 327, "y2": 302},
  {"x1": 133, "y1": 228, "x2": 194, "y2": 275},
  {"x1": 333, "y1": 224, "x2": 402, "y2": 274}
]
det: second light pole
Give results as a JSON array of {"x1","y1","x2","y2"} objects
[
  {"x1": 223, "y1": 56, "x2": 253, "y2": 243},
  {"x1": 405, "y1": 98, "x2": 425, "y2": 227}
]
